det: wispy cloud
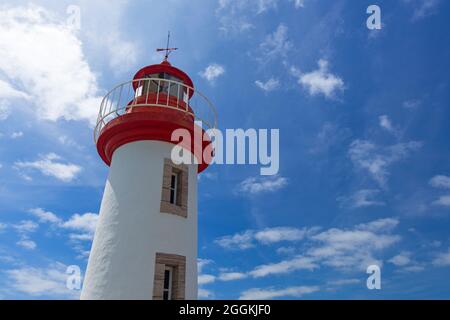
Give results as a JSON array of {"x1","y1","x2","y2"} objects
[
  {"x1": 215, "y1": 226, "x2": 312, "y2": 250},
  {"x1": 216, "y1": 218, "x2": 401, "y2": 278},
  {"x1": 348, "y1": 140, "x2": 422, "y2": 187},
  {"x1": 240, "y1": 285, "x2": 319, "y2": 300},
  {"x1": 404, "y1": 0, "x2": 441, "y2": 21},
  {"x1": 258, "y1": 24, "x2": 292, "y2": 64},
  {"x1": 255, "y1": 78, "x2": 280, "y2": 92},
  {"x1": 237, "y1": 175, "x2": 288, "y2": 195},
  {"x1": 337, "y1": 189, "x2": 385, "y2": 209},
  {"x1": 14, "y1": 153, "x2": 82, "y2": 182}
]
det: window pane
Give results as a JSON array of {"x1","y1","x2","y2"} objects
[
  {"x1": 170, "y1": 189, "x2": 175, "y2": 204},
  {"x1": 163, "y1": 291, "x2": 169, "y2": 300},
  {"x1": 164, "y1": 269, "x2": 170, "y2": 289}
]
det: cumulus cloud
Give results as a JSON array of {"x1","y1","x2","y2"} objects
[
  {"x1": 199, "y1": 64, "x2": 225, "y2": 83},
  {"x1": 433, "y1": 247, "x2": 450, "y2": 267},
  {"x1": 29, "y1": 208, "x2": 62, "y2": 224},
  {"x1": 62, "y1": 212, "x2": 99, "y2": 241},
  {"x1": 237, "y1": 175, "x2": 287, "y2": 195},
  {"x1": 240, "y1": 285, "x2": 319, "y2": 300},
  {"x1": 429, "y1": 175, "x2": 450, "y2": 189},
  {"x1": 255, "y1": 78, "x2": 280, "y2": 92},
  {"x1": 432, "y1": 195, "x2": 450, "y2": 207},
  {"x1": 348, "y1": 140, "x2": 422, "y2": 187},
  {"x1": 14, "y1": 153, "x2": 82, "y2": 182},
  {"x1": 5, "y1": 262, "x2": 78, "y2": 298},
  {"x1": 0, "y1": 5, "x2": 102, "y2": 124},
  {"x1": 292, "y1": 59, "x2": 344, "y2": 98}
]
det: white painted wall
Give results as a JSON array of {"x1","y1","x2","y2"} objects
[{"x1": 81, "y1": 140, "x2": 198, "y2": 300}]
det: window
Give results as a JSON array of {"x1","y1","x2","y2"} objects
[
  {"x1": 163, "y1": 266, "x2": 173, "y2": 300},
  {"x1": 160, "y1": 159, "x2": 188, "y2": 218},
  {"x1": 153, "y1": 253, "x2": 186, "y2": 300},
  {"x1": 169, "y1": 173, "x2": 178, "y2": 205}
]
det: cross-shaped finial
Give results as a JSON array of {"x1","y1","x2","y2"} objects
[{"x1": 156, "y1": 31, "x2": 178, "y2": 62}]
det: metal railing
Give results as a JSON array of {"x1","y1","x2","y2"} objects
[{"x1": 94, "y1": 78, "x2": 217, "y2": 143}]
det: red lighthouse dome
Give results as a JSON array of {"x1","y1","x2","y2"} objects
[{"x1": 94, "y1": 58, "x2": 215, "y2": 173}]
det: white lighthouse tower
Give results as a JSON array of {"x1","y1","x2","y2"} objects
[{"x1": 81, "y1": 43, "x2": 215, "y2": 300}]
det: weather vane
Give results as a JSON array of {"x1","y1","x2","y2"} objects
[{"x1": 156, "y1": 31, "x2": 178, "y2": 61}]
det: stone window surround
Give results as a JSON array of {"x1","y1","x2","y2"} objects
[
  {"x1": 160, "y1": 158, "x2": 188, "y2": 218},
  {"x1": 152, "y1": 252, "x2": 186, "y2": 300}
]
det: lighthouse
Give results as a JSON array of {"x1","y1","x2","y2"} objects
[{"x1": 81, "y1": 41, "x2": 216, "y2": 299}]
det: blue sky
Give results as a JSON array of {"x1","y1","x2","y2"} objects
[{"x1": 0, "y1": 0, "x2": 450, "y2": 299}]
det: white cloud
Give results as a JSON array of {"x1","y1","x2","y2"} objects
[
  {"x1": 249, "y1": 256, "x2": 318, "y2": 277},
  {"x1": 379, "y1": 115, "x2": 397, "y2": 135},
  {"x1": 14, "y1": 153, "x2": 82, "y2": 182},
  {"x1": 62, "y1": 213, "x2": 98, "y2": 235},
  {"x1": 198, "y1": 288, "x2": 214, "y2": 299},
  {"x1": 432, "y1": 195, "x2": 450, "y2": 207},
  {"x1": 259, "y1": 24, "x2": 292, "y2": 63},
  {"x1": 0, "y1": 102, "x2": 10, "y2": 121},
  {"x1": 429, "y1": 175, "x2": 450, "y2": 189},
  {"x1": 290, "y1": 0, "x2": 306, "y2": 8},
  {"x1": 216, "y1": 0, "x2": 279, "y2": 34},
  {"x1": 10, "y1": 131, "x2": 24, "y2": 139},
  {"x1": 215, "y1": 226, "x2": 311, "y2": 250},
  {"x1": 337, "y1": 189, "x2": 385, "y2": 209},
  {"x1": 198, "y1": 274, "x2": 216, "y2": 285},
  {"x1": 16, "y1": 239, "x2": 37, "y2": 250},
  {"x1": 238, "y1": 175, "x2": 288, "y2": 195},
  {"x1": 388, "y1": 251, "x2": 411, "y2": 266},
  {"x1": 327, "y1": 279, "x2": 360, "y2": 286},
  {"x1": 292, "y1": 59, "x2": 344, "y2": 98},
  {"x1": 403, "y1": 99, "x2": 421, "y2": 109},
  {"x1": 215, "y1": 230, "x2": 255, "y2": 250},
  {"x1": 433, "y1": 247, "x2": 450, "y2": 267},
  {"x1": 13, "y1": 220, "x2": 39, "y2": 234},
  {"x1": 5, "y1": 262, "x2": 78, "y2": 298},
  {"x1": 254, "y1": 227, "x2": 308, "y2": 244},
  {"x1": 198, "y1": 258, "x2": 213, "y2": 274},
  {"x1": 255, "y1": 78, "x2": 280, "y2": 92},
  {"x1": 307, "y1": 218, "x2": 400, "y2": 270},
  {"x1": 199, "y1": 63, "x2": 225, "y2": 83},
  {"x1": 0, "y1": 5, "x2": 102, "y2": 124},
  {"x1": 0, "y1": 78, "x2": 29, "y2": 100},
  {"x1": 218, "y1": 272, "x2": 247, "y2": 281},
  {"x1": 348, "y1": 140, "x2": 422, "y2": 187},
  {"x1": 29, "y1": 208, "x2": 62, "y2": 224},
  {"x1": 240, "y1": 285, "x2": 319, "y2": 300}
]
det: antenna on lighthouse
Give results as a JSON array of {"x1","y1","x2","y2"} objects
[{"x1": 156, "y1": 31, "x2": 178, "y2": 62}]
